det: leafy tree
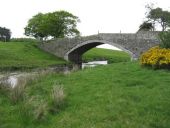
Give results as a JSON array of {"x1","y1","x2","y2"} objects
[
  {"x1": 24, "y1": 13, "x2": 48, "y2": 40},
  {"x1": 146, "y1": 6, "x2": 170, "y2": 31},
  {"x1": 138, "y1": 22, "x2": 154, "y2": 31},
  {"x1": 25, "y1": 10, "x2": 80, "y2": 40},
  {"x1": 0, "y1": 27, "x2": 11, "y2": 42},
  {"x1": 143, "y1": 4, "x2": 170, "y2": 49}
]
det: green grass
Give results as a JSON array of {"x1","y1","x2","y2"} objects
[
  {"x1": 1, "y1": 62, "x2": 170, "y2": 128},
  {"x1": 82, "y1": 48, "x2": 131, "y2": 63},
  {"x1": 0, "y1": 42, "x2": 67, "y2": 71}
]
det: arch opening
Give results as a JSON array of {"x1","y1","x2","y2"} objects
[
  {"x1": 64, "y1": 40, "x2": 133, "y2": 64},
  {"x1": 97, "y1": 44, "x2": 122, "y2": 51}
]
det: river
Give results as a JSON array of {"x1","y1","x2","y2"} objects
[
  {"x1": 82, "y1": 60, "x2": 108, "y2": 69},
  {"x1": 0, "y1": 61, "x2": 108, "y2": 88}
]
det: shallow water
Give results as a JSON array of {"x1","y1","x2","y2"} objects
[
  {"x1": 0, "y1": 72, "x2": 34, "y2": 88},
  {"x1": 82, "y1": 61, "x2": 107, "y2": 69},
  {"x1": 7, "y1": 76, "x2": 18, "y2": 88},
  {"x1": 0, "y1": 66, "x2": 72, "y2": 88}
]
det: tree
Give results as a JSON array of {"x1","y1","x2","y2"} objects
[
  {"x1": 138, "y1": 22, "x2": 154, "y2": 31},
  {"x1": 0, "y1": 27, "x2": 11, "y2": 42},
  {"x1": 25, "y1": 10, "x2": 80, "y2": 40},
  {"x1": 146, "y1": 6, "x2": 170, "y2": 31},
  {"x1": 24, "y1": 13, "x2": 48, "y2": 40},
  {"x1": 143, "y1": 5, "x2": 170, "y2": 48}
]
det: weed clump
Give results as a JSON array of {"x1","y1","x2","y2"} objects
[
  {"x1": 50, "y1": 85, "x2": 66, "y2": 113},
  {"x1": 10, "y1": 84, "x2": 25, "y2": 104},
  {"x1": 17, "y1": 96, "x2": 48, "y2": 125}
]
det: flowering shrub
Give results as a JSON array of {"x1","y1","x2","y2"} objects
[{"x1": 140, "y1": 46, "x2": 170, "y2": 69}]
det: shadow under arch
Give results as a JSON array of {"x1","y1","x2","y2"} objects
[{"x1": 64, "y1": 40, "x2": 133, "y2": 64}]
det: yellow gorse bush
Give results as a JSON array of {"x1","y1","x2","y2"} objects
[{"x1": 140, "y1": 46, "x2": 170, "y2": 69}]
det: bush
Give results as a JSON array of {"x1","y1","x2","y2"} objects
[
  {"x1": 140, "y1": 46, "x2": 170, "y2": 69},
  {"x1": 159, "y1": 31, "x2": 170, "y2": 48}
]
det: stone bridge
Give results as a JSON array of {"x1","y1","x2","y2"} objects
[{"x1": 39, "y1": 31, "x2": 160, "y2": 64}]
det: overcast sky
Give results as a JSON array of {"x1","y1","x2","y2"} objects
[{"x1": 0, "y1": 0, "x2": 170, "y2": 38}]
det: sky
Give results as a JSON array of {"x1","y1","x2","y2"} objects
[{"x1": 0, "y1": 0, "x2": 170, "y2": 38}]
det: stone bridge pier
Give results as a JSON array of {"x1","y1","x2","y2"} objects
[{"x1": 39, "y1": 31, "x2": 160, "y2": 64}]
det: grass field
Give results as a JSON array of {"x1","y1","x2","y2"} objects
[
  {"x1": 0, "y1": 42, "x2": 67, "y2": 71},
  {"x1": 82, "y1": 48, "x2": 131, "y2": 63},
  {"x1": 1, "y1": 62, "x2": 170, "y2": 128}
]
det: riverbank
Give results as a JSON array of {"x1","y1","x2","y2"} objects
[
  {"x1": 0, "y1": 62, "x2": 170, "y2": 128},
  {"x1": 0, "y1": 64, "x2": 75, "y2": 88},
  {"x1": 0, "y1": 41, "x2": 68, "y2": 71}
]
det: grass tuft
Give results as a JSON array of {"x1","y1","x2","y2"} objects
[
  {"x1": 34, "y1": 101, "x2": 48, "y2": 121},
  {"x1": 50, "y1": 85, "x2": 66, "y2": 113},
  {"x1": 19, "y1": 96, "x2": 49, "y2": 124},
  {"x1": 10, "y1": 83, "x2": 25, "y2": 104}
]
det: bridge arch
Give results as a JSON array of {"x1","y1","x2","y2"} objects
[{"x1": 64, "y1": 40, "x2": 133, "y2": 63}]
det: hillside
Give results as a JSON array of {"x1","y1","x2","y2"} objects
[
  {"x1": 82, "y1": 48, "x2": 130, "y2": 63},
  {"x1": 0, "y1": 42, "x2": 67, "y2": 71}
]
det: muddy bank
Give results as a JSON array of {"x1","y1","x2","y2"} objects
[
  {"x1": 0, "y1": 64, "x2": 77, "y2": 88},
  {"x1": 0, "y1": 63, "x2": 75, "y2": 72}
]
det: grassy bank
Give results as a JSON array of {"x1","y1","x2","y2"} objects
[
  {"x1": 0, "y1": 62, "x2": 170, "y2": 128},
  {"x1": 0, "y1": 42, "x2": 130, "y2": 71},
  {"x1": 82, "y1": 48, "x2": 130, "y2": 63},
  {"x1": 0, "y1": 42, "x2": 67, "y2": 71}
]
